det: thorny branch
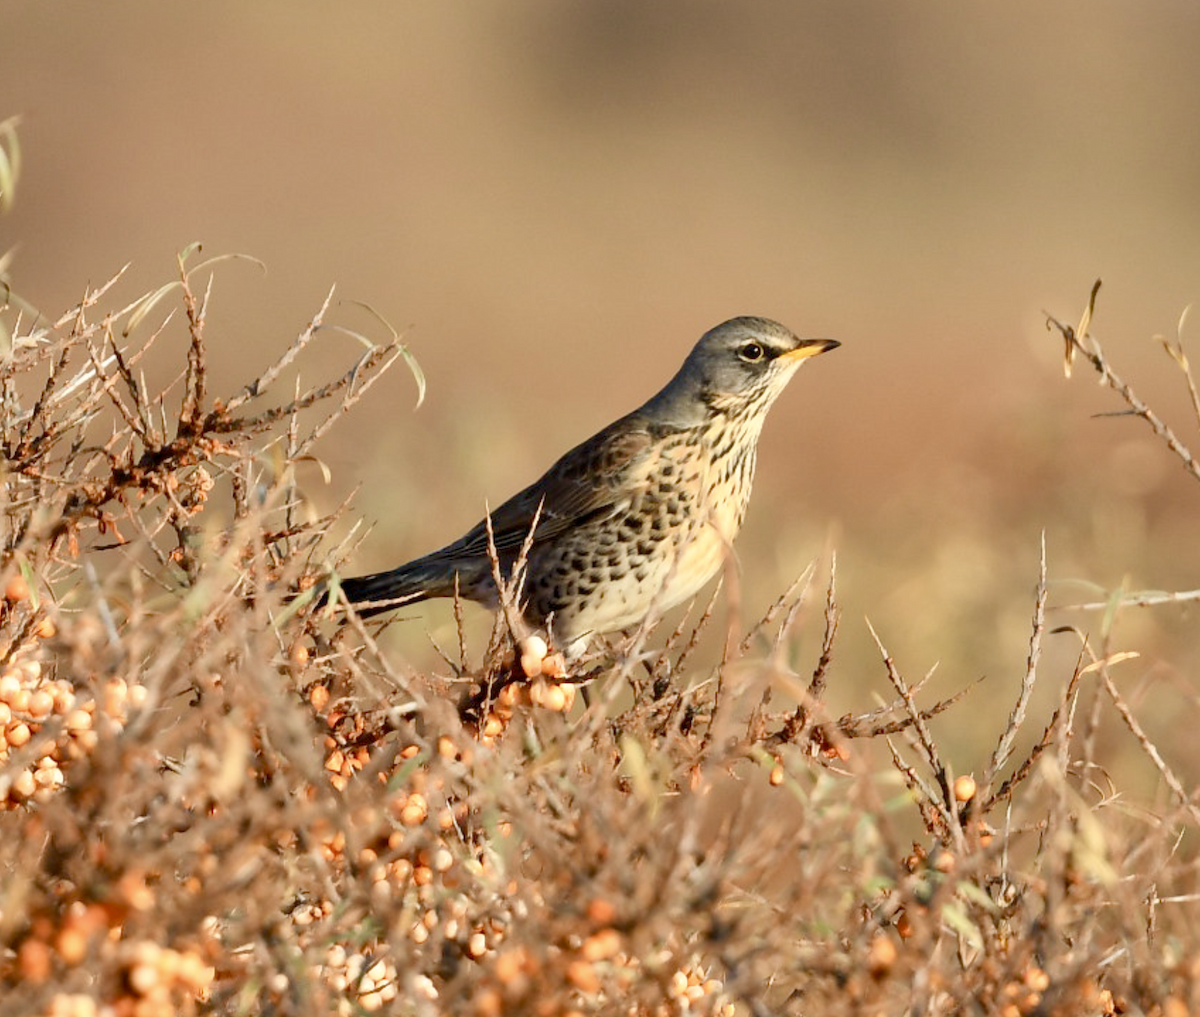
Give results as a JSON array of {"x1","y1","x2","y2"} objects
[
  {"x1": 1046, "y1": 278, "x2": 1200, "y2": 485},
  {"x1": 1, "y1": 255, "x2": 418, "y2": 587}
]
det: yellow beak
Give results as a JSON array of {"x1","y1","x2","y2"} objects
[{"x1": 781, "y1": 338, "x2": 840, "y2": 362}]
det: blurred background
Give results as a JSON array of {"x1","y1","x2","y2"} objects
[{"x1": 3, "y1": 1, "x2": 1199, "y2": 776}]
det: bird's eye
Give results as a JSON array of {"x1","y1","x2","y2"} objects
[{"x1": 738, "y1": 342, "x2": 765, "y2": 362}]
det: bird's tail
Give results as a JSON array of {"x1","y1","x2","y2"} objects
[{"x1": 325, "y1": 557, "x2": 459, "y2": 618}]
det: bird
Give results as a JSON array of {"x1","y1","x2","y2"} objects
[{"x1": 331, "y1": 317, "x2": 838, "y2": 658}]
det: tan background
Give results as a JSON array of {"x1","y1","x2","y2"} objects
[{"x1": 4, "y1": 2, "x2": 1199, "y2": 770}]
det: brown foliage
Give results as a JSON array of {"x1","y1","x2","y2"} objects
[{"x1": 0, "y1": 266, "x2": 1198, "y2": 1017}]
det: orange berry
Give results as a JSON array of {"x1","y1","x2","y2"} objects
[
  {"x1": 56, "y1": 927, "x2": 89, "y2": 966},
  {"x1": 518, "y1": 635, "x2": 548, "y2": 678},
  {"x1": 474, "y1": 987, "x2": 502, "y2": 1017},
  {"x1": 867, "y1": 934, "x2": 897, "y2": 977},
  {"x1": 5, "y1": 574, "x2": 29, "y2": 603},
  {"x1": 34, "y1": 765, "x2": 64, "y2": 790},
  {"x1": 102, "y1": 679, "x2": 127, "y2": 715},
  {"x1": 400, "y1": 794, "x2": 428, "y2": 826},
  {"x1": 18, "y1": 937, "x2": 52, "y2": 982},
  {"x1": 586, "y1": 898, "x2": 617, "y2": 925},
  {"x1": 566, "y1": 959, "x2": 600, "y2": 995},
  {"x1": 1024, "y1": 967, "x2": 1050, "y2": 992},
  {"x1": 127, "y1": 959, "x2": 160, "y2": 995},
  {"x1": 541, "y1": 683, "x2": 567, "y2": 712},
  {"x1": 65, "y1": 709, "x2": 92, "y2": 733},
  {"x1": 540, "y1": 653, "x2": 568, "y2": 679},
  {"x1": 932, "y1": 850, "x2": 955, "y2": 873},
  {"x1": 581, "y1": 928, "x2": 621, "y2": 962},
  {"x1": 953, "y1": 775, "x2": 977, "y2": 803},
  {"x1": 73, "y1": 730, "x2": 99, "y2": 752},
  {"x1": 495, "y1": 683, "x2": 521, "y2": 712},
  {"x1": 308, "y1": 684, "x2": 330, "y2": 711},
  {"x1": 492, "y1": 950, "x2": 527, "y2": 989}
]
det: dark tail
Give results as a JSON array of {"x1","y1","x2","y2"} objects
[{"x1": 322, "y1": 555, "x2": 462, "y2": 619}]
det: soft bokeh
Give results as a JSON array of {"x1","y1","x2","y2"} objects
[{"x1": 4, "y1": 2, "x2": 1199, "y2": 775}]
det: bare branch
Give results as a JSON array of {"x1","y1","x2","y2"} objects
[
  {"x1": 1047, "y1": 281, "x2": 1200, "y2": 485},
  {"x1": 984, "y1": 532, "x2": 1047, "y2": 790}
]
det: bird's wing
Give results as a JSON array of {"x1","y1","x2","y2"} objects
[{"x1": 438, "y1": 418, "x2": 655, "y2": 562}]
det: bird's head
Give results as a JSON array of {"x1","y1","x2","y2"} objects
[{"x1": 644, "y1": 317, "x2": 839, "y2": 425}]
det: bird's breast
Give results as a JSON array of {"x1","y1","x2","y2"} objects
[{"x1": 647, "y1": 420, "x2": 758, "y2": 600}]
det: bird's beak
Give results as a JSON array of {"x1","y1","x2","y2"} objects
[{"x1": 781, "y1": 338, "x2": 840, "y2": 362}]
